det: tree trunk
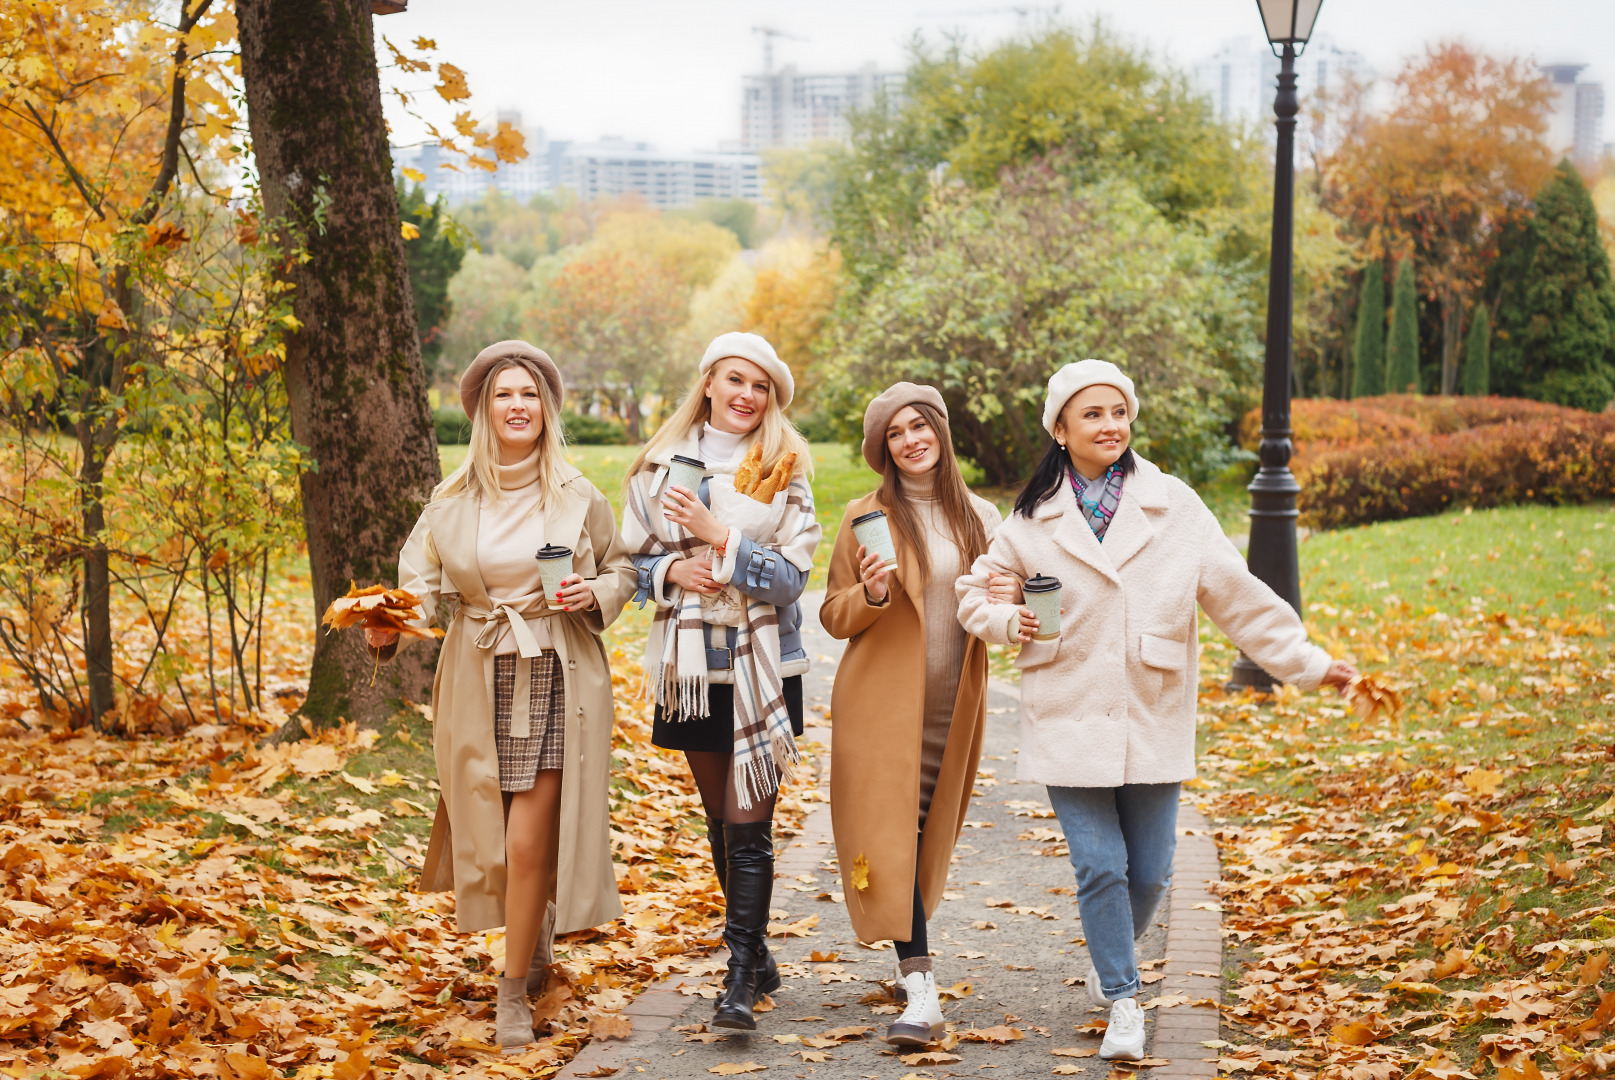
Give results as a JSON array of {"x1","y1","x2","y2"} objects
[
  {"x1": 239, "y1": 0, "x2": 440, "y2": 728},
  {"x1": 80, "y1": 443, "x2": 113, "y2": 726},
  {"x1": 1440, "y1": 293, "x2": 1462, "y2": 396}
]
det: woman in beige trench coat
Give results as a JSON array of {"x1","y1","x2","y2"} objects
[
  {"x1": 369, "y1": 341, "x2": 636, "y2": 1054},
  {"x1": 820, "y1": 383, "x2": 1016, "y2": 1046}
]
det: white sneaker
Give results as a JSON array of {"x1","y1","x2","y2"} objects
[
  {"x1": 1099, "y1": 997, "x2": 1146, "y2": 1061},
  {"x1": 892, "y1": 957, "x2": 908, "y2": 1003},
  {"x1": 884, "y1": 970, "x2": 944, "y2": 1046},
  {"x1": 1085, "y1": 963, "x2": 1108, "y2": 1006}
]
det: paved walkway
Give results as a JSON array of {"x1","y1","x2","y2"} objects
[{"x1": 559, "y1": 594, "x2": 1222, "y2": 1079}]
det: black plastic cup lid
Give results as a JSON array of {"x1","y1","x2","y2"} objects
[
  {"x1": 851, "y1": 510, "x2": 888, "y2": 526},
  {"x1": 535, "y1": 544, "x2": 573, "y2": 560},
  {"x1": 1024, "y1": 573, "x2": 1061, "y2": 593},
  {"x1": 670, "y1": 454, "x2": 705, "y2": 468}
]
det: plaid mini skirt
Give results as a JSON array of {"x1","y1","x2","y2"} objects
[{"x1": 493, "y1": 651, "x2": 565, "y2": 792}]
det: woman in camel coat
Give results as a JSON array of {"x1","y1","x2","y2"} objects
[
  {"x1": 821, "y1": 383, "x2": 1014, "y2": 1045},
  {"x1": 371, "y1": 341, "x2": 637, "y2": 1054},
  {"x1": 956, "y1": 359, "x2": 1353, "y2": 1063}
]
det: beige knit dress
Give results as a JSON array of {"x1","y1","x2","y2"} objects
[{"x1": 900, "y1": 470, "x2": 1000, "y2": 822}]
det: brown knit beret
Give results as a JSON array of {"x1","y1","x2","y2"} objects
[
  {"x1": 861, "y1": 381, "x2": 948, "y2": 472},
  {"x1": 460, "y1": 340, "x2": 564, "y2": 421}
]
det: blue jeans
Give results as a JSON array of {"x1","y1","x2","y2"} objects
[{"x1": 1046, "y1": 783, "x2": 1180, "y2": 1000}]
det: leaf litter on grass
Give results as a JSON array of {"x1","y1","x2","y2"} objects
[
  {"x1": 0, "y1": 592, "x2": 818, "y2": 1076},
  {"x1": 1191, "y1": 504, "x2": 1615, "y2": 1080}
]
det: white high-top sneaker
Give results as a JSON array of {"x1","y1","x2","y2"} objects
[
  {"x1": 1099, "y1": 997, "x2": 1146, "y2": 1061},
  {"x1": 884, "y1": 969, "x2": 944, "y2": 1046}
]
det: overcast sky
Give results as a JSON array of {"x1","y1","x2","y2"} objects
[{"x1": 378, "y1": 1, "x2": 1613, "y2": 152}]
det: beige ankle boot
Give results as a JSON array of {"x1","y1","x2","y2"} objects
[
  {"x1": 526, "y1": 901, "x2": 557, "y2": 993},
  {"x1": 496, "y1": 975, "x2": 535, "y2": 1054}
]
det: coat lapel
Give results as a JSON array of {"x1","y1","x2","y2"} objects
[
  {"x1": 425, "y1": 494, "x2": 489, "y2": 607},
  {"x1": 1101, "y1": 459, "x2": 1172, "y2": 572},
  {"x1": 544, "y1": 466, "x2": 592, "y2": 567},
  {"x1": 1039, "y1": 481, "x2": 1121, "y2": 585}
]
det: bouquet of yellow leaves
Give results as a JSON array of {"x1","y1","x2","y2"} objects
[
  {"x1": 1347, "y1": 673, "x2": 1402, "y2": 728},
  {"x1": 321, "y1": 582, "x2": 443, "y2": 642}
]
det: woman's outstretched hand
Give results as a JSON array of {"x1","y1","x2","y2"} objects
[
  {"x1": 987, "y1": 572, "x2": 1022, "y2": 605},
  {"x1": 1321, "y1": 659, "x2": 1357, "y2": 693},
  {"x1": 857, "y1": 545, "x2": 889, "y2": 602}
]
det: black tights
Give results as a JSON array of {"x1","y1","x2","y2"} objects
[
  {"x1": 685, "y1": 751, "x2": 777, "y2": 824},
  {"x1": 894, "y1": 877, "x2": 928, "y2": 961}
]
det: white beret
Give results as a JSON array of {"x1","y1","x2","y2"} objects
[
  {"x1": 1041, "y1": 359, "x2": 1138, "y2": 436},
  {"x1": 700, "y1": 332, "x2": 794, "y2": 410}
]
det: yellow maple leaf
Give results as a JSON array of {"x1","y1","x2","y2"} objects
[
  {"x1": 434, "y1": 62, "x2": 470, "y2": 102},
  {"x1": 400, "y1": 220, "x2": 420, "y2": 240}
]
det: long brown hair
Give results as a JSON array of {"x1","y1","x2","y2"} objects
[{"x1": 878, "y1": 401, "x2": 988, "y2": 578}]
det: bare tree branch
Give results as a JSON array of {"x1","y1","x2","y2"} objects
[{"x1": 22, "y1": 101, "x2": 106, "y2": 220}]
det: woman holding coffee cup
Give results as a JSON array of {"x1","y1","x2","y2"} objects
[
  {"x1": 367, "y1": 341, "x2": 637, "y2": 1054},
  {"x1": 821, "y1": 383, "x2": 1019, "y2": 1045},
  {"x1": 621, "y1": 332, "x2": 820, "y2": 1030},
  {"x1": 957, "y1": 359, "x2": 1354, "y2": 1061}
]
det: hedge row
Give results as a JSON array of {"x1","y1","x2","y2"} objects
[
  {"x1": 1297, "y1": 411, "x2": 1615, "y2": 529},
  {"x1": 1239, "y1": 395, "x2": 1585, "y2": 472}
]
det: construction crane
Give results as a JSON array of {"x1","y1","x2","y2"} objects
[
  {"x1": 751, "y1": 25, "x2": 807, "y2": 73},
  {"x1": 916, "y1": 5, "x2": 1062, "y2": 29}
]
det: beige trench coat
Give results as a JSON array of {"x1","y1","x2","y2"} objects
[
  {"x1": 819, "y1": 492, "x2": 995, "y2": 944},
  {"x1": 394, "y1": 463, "x2": 637, "y2": 934}
]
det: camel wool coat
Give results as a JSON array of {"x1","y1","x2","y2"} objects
[
  {"x1": 820, "y1": 491, "x2": 997, "y2": 944},
  {"x1": 956, "y1": 455, "x2": 1332, "y2": 789},
  {"x1": 394, "y1": 463, "x2": 637, "y2": 934}
]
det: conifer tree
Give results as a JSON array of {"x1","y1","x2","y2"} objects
[
  {"x1": 1461, "y1": 307, "x2": 1490, "y2": 395},
  {"x1": 1351, "y1": 261, "x2": 1386, "y2": 397},
  {"x1": 1489, "y1": 160, "x2": 1615, "y2": 411},
  {"x1": 1386, "y1": 259, "x2": 1421, "y2": 394}
]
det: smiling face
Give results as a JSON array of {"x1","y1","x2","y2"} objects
[
  {"x1": 705, "y1": 357, "x2": 770, "y2": 435},
  {"x1": 487, "y1": 364, "x2": 544, "y2": 463},
  {"x1": 885, "y1": 404, "x2": 941, "y2": 477},
  {"x1": 1054, "y1": 384, "x2": 1130, "y2": 478}
]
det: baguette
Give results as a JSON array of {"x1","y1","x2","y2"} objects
[
  {"x1": 750, "y1": 452, "x2": 796, "y2": 503},
  {"x1": 733, "y1": 441, "x2": 764, "y2": 495}
]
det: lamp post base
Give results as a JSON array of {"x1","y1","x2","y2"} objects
[{"x1": 1225, "y1": 652, "x2": 1279, "y2": 693}]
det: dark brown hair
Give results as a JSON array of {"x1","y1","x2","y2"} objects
[{"x1": 878, "y1": 400, "x2": 989, "y2": 578}]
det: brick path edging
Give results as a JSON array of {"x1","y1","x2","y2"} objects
[{"x1": 556, "y1": 685, "x2": 1227, "y2": 1077}]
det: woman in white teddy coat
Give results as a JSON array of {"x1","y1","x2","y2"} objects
[{"x1": 956, "y1": 360, "x2": 1353, "y2": 1061}]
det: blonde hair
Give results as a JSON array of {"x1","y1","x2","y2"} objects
[
  {"x1": 435, "y1": 357, "x2": 569, "y2": 507},
  {"x1": 627, "y1": 356, "x2": 814, "y2": 486}
]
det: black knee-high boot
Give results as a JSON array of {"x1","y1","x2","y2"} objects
[
  {"x1": 706, "y1": 815, "x2": 727, "y2": 894},
  {"x1": 712, "y1": 821, "x2": 779, "y2": 1029}
]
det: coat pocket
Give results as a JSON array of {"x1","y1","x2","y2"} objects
[{"x1": 1139, "y1": 632, "x2": 1187, "y2": 707}]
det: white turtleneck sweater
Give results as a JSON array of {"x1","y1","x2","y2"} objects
[
  {"x1": 697, "y1": 421, "x2": 745, "y2": 467},
  {"x1": 477, "y1": 457, "x2": 553, "y2": 655}
]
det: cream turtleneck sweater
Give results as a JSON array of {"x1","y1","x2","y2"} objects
[
  {"x1": 899, "y1": 467, "x2": 970, "y2": 820},
  {"x1": 697, "y1": 422, "x2": 745, "y2": 466},
  {"x1": 477, "y1": 457, "x2": 553, "y2": 654}
]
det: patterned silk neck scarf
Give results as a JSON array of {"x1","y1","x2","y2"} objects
[{"x1": 1068, "y1": 462, "x2": 1125, "y2": 542}]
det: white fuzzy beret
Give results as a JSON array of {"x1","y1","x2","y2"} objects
[
  {"x1": 1041, "y1": 359, "x2": 1139, "y2": 436},
  {"x1": 700, "y1": 332, "x2": 794, "y2": 410}
]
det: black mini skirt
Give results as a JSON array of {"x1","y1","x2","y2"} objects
[{"x1": 651, "y1": 675, "x2": 805, "y2": 753}]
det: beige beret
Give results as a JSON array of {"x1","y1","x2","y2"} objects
[
  {"x1": 700, "y1": 331, "x2": 794, "y2": 409},
  {"x1": 1042, "y1": 359, "x2": 1137, "y2": 436},
  {"x1": 460, "y1": 340, "x2": 564, "y2": 421},
  {"x1": 861, "y1": 381, "x2": 948, "y2": 472}
]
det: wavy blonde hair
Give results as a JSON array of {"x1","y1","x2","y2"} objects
[
  {"x1": 435, "y1": 356, "x2": 569, "y2": 507},
  {"x1": 627, "y1": 356, "x2": 813, "y2": 486}
]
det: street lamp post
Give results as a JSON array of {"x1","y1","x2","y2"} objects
[{"x1": 1227, "y1": 0, "x2": 1323, "y2": 691}]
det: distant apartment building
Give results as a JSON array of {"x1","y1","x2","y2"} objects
[
  {"x1": 1191, "y1": 34, "x2": 1368, "y2": 153},
  {"x1": 741, "y1": 63, "x2": 904, "y2": 151},
  {"x1": 559, "y1": 139, "x2": 764, "y2": 208},
  {"x1": 1541, "y1": 64, "x2": 1606, "y2": 168},
  {"x1": 393, "y1": 113, "x2": 765, "y2": 209}
]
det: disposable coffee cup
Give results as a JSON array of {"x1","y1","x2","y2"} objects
[
  {"x1": 850, "y1": 509, "x2": 898, "y2": 570},
  {"x1": 1022, "y1": 573, "x2": 1062, "y2": 641},
  {"x1": 664, "y1": 454, "x2": 706, "y2": 515},
  {"x1": 535, "y1": 543, "x2": 574, "y2": 600}
]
